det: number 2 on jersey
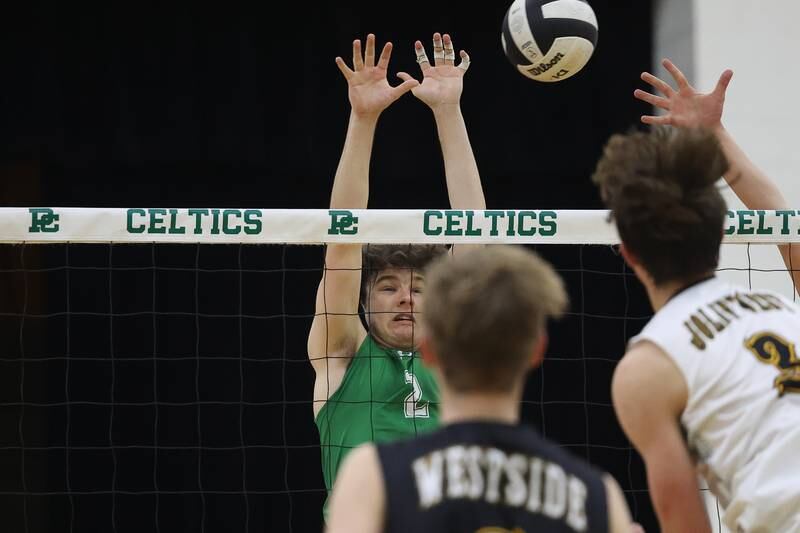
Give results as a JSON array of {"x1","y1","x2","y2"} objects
[
  {"x1": 745, "y1": 331, "x2": 800, "y2": 396},
  {"x1": 404, "y1": 370, "x2": 430, "y2": 418}
]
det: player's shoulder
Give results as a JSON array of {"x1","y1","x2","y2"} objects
[
  {"x1": 377, "y1": 422, "x2": 606, "y2": 482},
  {"x1": 665, "y1": 277, "x2": 797, "y2": 313},
  {"x1": 663, "y1": 276, "x2": 730, "y2": 311},
  {"x1": 664, "y1": 277, "x2": 800, "y2": 325},
  {"x1": 755, "y1": 284, "x2": 800, "y2": 311},
  {"x1": 640, "y1": 277, "x2": 738, "y2": 333}
]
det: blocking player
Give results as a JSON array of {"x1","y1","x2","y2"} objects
[
  {"x1": 309, "y1": 32, "x2": 484, "y2": 517},
  {"x1": 327, "y1": 246, "x2": 639, "y2": 533}
]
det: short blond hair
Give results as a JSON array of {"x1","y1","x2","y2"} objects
[{"x1": 422, "y1": 245, "x2": 567, "y2": 392}]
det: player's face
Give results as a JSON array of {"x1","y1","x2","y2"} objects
[{"x1": 366, "y1": 268, "x2": 425, "y2": 350}]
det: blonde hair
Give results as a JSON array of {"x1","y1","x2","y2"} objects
[{"x1": 422, "y1": 245, "x2": 567, "y2": 392}]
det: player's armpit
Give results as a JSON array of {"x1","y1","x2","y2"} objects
[
  {"x1": 612, "y1": 343, "x2": 710, "y2": 533},
  {"x1": 326, "y1": 444, "x2": 385, "y2": 533}
]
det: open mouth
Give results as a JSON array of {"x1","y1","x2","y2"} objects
[{"x1": 393, "y1": 313, "x2": 415, "y2": 323}]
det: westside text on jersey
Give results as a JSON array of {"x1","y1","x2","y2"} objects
[{"x1": 412, "y1": 445, "x2": 589, "y2": 532}]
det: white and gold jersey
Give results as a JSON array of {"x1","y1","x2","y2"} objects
[{"x1": 630, "y1": 277, "x2": 800, "y2": 532}]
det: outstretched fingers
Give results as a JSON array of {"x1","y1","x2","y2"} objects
[
  {"x1": 414, "y1": 41, "x2": 431, "y2": 72},
  {"x1": 641, "y1": 71, "x2": 674, "y2": 97},
  {"x1": 634, "y1": 88, "x2": 669, "y2": 110},
  {"x1": 442, "y1": 33, "x2": 456, "y2": 66},
  {"x1": 352, "y1": 39, "x2": 364, "y2": 71},
  {"x1": 641, "y1": 114, "x2": 672, "y2": 126},
  {"x1": 432, "y1": 32, "x2": 444, "y2": 67},
  {"x1": 334, "y1": 56, "x2": 354, "y2": 80},
  {"x1": 714, "y1": 69, "x2": 734, "y2": 96},
  {"x1": 364, "y1": 33, "x2": 376, "y2": 68},
  {"x1": 457, "y1": 50, "x2": 471, "y2": 72},
  {"x1": 376, "y1": 41, "x2": 393, "y2": 70},
  {"x1": 393, "y1": 72, "x2": 420, "y2": 99},
  {"x1": 662, "y1": 58, "x2": 690, "y2": 90}
]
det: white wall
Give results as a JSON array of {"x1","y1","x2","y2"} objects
[
  {"x1": 695, "y1": 0, "x2": 800, "y2": 299},
  {"x1": 654, "y1": 0, "x2": 800, "y2": 300},
  {"x1": 653, "y1": 0, "x2": 694, "y2": 82},
  {"x1": 654, "y1": 2, "x2": 800, "y2": 531}
]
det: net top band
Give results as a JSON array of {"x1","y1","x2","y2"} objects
[{"x1": 5, "y1": 207, "x2": 800, "y2": 245}]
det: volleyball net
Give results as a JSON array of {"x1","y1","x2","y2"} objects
[{"x1": 1, "y1": 207, "x2": 797, "y2": 532}]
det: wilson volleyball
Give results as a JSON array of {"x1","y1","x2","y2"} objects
[{"x1": 502, "y1": 0, "x2": 598, "y2": 82}]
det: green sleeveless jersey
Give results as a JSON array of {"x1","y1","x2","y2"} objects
[{"x1": 315, "y1": 335, "x2": 440, "y2": 517}]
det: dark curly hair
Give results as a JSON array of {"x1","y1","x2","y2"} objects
[
  {"x1": 360, "y1": 244, "x2": 449, "y2": 305},
  {"x1": 592, "y1": 127, "x2": 729, "y2": 285}
]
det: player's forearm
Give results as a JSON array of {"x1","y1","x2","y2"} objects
[
  {"x1": 433, "y1": 105, "x2": 486, "y2": 210},
  {"x1": 714, "y1": 125, "x2": 787, "y2": 210},
  {"x1": 329, "y1": 112, "x2": 378, "y2": 209},
  {"x1": 658, "y1": 514, "x2": 710, "y2": 533},
  {"x1": 651, "y1": 486, "x2": 711, "y2": 533},
  {"x1": 647, "y1": 462, "x2": 711, "y2": 533}
]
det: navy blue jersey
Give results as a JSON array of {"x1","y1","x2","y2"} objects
[{"x1": 376, "y1": 421, "x2": 608, "y2": 533}]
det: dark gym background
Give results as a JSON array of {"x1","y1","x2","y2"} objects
[{"x1": 0, "y1": 2, "x2": 659, "y2": 531}]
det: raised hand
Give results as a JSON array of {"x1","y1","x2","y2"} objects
[
  {"x1": 399, "y1": 33, "x2": 471, "y2": 111},
  {"x1": 335, "y1": 34, "x2": 419, "y2": 120},
  {"x1": 634, "y1": 58, "x2": 733, "y2": 130}
]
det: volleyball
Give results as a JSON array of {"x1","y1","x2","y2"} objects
[{"x1": 501, "y1": 0, "x2": 598, "y2": 82}]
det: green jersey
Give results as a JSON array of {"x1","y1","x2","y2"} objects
[{"x1": 315, "y1": 334, "x2": 440, "y2": 517}]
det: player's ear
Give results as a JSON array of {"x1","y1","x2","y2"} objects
[
  {"x1": 619, "y1": 243, "x2": 653, "y2": 286},
  {"x1": 419, "y1": 336, "x2": 439, "y2": 368},
  {"x1": 619, "y1": 242, "x2": 639, "y2": 269},
  {"x1": 530, "y1": 330, "x2": 548, "y2": 369}
]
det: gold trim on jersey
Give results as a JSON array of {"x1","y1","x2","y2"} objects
[{"x1": 745, "y1": 331, "x2": 800, "y2": 396}]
